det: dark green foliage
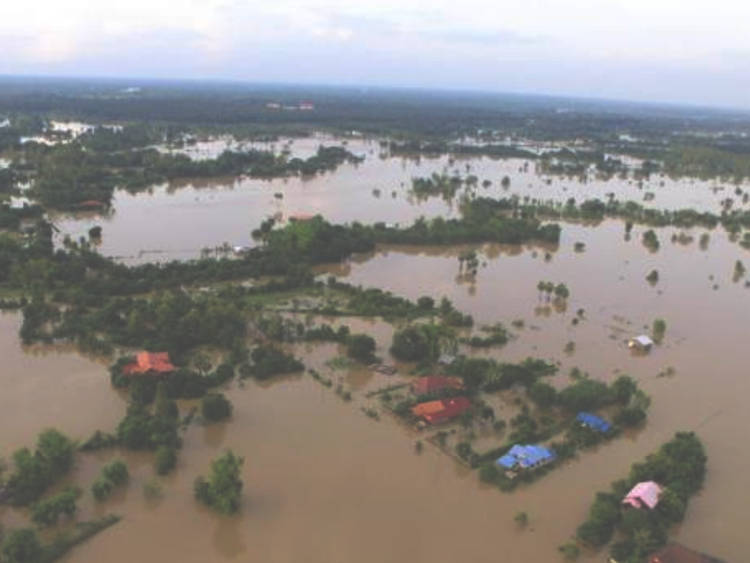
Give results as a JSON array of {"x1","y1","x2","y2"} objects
[
  {"x1": 194, "y1": 450, "x2": 244, "y2": 515},
  {"x1": 345, "y1": 333, "x2": 377, "y2": 363},
  {"x1": 5, "y1": 429, "x2": 75, "y2": 506},
  {"x1": 0, "y1": 529, "x2": 43, "y2": 563},
  {"x1": 575, "y1": 432, "x2": 707, "y2": 560},
  {"x1": 528, "y1": 381, "x2": 557, "y2": 407},
  {"x1": 248, "y1": 345, "x2": 304, "y2": 379},
  {"x1": 558, "y1": 379, "x2": 610, "y2": 412},
  {"x1": 390, "y1": 325, "x2": 438, "y2": 362},
  {"x1": 92, "y1": 460, "x2": 129, "y2": 502},
  {"x1": 642, "y1": 229, "x2": 660, "y2": 251},
  {"x1": 201, "y1": 393, "x2": 232, "y2": 422},
  {"x1": 478, "y1": 464, "x2": 499, "y2": 483},
  {"x1": 154, "y1": 445, "x2": 177, "y2": 475},
  {"x1": 30, "y1": 487, "x2": 81, "y2": 527},
  {"x1": 117, "y1": 400, "x2": 180, "y2": 451}
]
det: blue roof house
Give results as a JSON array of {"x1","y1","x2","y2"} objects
[
  {"x1": 576, "y1": 412, "x2": 612, "y2": 433},
  {"x1": 496, "y1": 444, "x2": 556, "y2": 470}
]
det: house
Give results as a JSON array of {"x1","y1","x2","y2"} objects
[
  {"x1": 649, "y1": 542, "x2": 725, "y2": 563},
  {"x1": 299, "y1": 102, "x2": 315, "y2": 111},
  {"x1": 497, "y1": 444, "x2": 556, "y2": 470},
  {"x1": 437, "y1": 353, "x2": 456, "y2": 366},
  {"x1": 648, "y1": 543, "x2": 725, "y2": 563},
  {"x1": 411, "y1": 397, "x2": 471, "y2": 424},
  {"x1": 122, "y1": 352, "x2": 176, "y2": 375},
  {"x1": 411, "y1": 376, "x2": 463, "y2": 395},
  {"x1": 628, "y1": 334, "x2": 654, "y2": 351},
  {"x1": 623, "y1": 481, "x2": 662, "y2": 509},
  {"x1": 576, "y1": 412, "x2": 612, "y2": 433}
]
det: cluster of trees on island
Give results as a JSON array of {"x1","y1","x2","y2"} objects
[
  {"x1": 572, "y1": 432, "x2": 707, "y2": 562},
  {"x1": 0, "y1": 428, "x2": 121, "y2": 563},
  {"x1": 13, "y1": 134, "x2": 362, "y2": 208}
]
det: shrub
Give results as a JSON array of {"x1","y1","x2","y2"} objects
[
  {"x1": 155, "y1": 445, "x2": 177, "y2": 475},
  {"x1": 194, "y1": 450, "x2": 244, "y2": 515},
  {"x1": 345, "y1": 333, "x2": 377, "y2": 363},
  {"x1": 201, "y1": 393, "x2": 232, "y2": 422}
]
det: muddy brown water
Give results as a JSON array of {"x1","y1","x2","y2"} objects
[
  {"x1": 4, "y1": 146, "x2": 750, "y2": 560},
  {"x1": 1, "y1": 218, "x2": 748, "y2": 560},
  {"x1": 50, "y1": 139, "x2": 748, "y2": 264}
]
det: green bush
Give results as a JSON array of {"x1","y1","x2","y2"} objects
[
  {"x1": 201, "y1": 393, "x2": 232, "y2": 422},
  {"x1": 155, "y1": 445, "x2": 177, "y2": 475}
]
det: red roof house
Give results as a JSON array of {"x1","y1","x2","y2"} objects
[
  {"x1": 122, "y1": 352, "x2": 175, "y2": 375},
  {"x1": 649, "y1": 543, "x2": 725, "y2": 563},
  {"x1": 411, "y1": 376, "x2": 464, "y2": 395},
  {"x1": 411, "y1": 397, "x2": 471, "y2": 424}
]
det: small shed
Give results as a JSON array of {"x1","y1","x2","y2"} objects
[
  {"x1": 576, "y1": 412, "x2": 612, "y2": 433},
  {"x1": 623, "y1": 481, "x2": 662, "y2": 509},
  {"x1": 628, "y1": 335, "x2": 654, "y2": 351}
]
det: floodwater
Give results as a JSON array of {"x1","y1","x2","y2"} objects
[
  {"x1": 3, "y1": 146, "x2": 750, "y2": 561},
  {"x1": 1, "y1": 221, "x2": 748, "y2": 561},
  {"x1": 51, "y1": 140, "x2": 748, "y2": 264}
]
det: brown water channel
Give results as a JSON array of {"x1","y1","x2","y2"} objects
[
  {"x1": 49, "y1": 139, "x2": 747, "y2": 264},
  {"x1": 1, "y1": 216, "x2": 748, "y2": 560}
]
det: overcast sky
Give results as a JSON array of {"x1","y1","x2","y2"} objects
[{"x1": 2, "y1": 0, "x2": 749, "y2": 108}]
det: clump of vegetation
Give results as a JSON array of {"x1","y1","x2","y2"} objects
[
  {"x1": 573, "y1": 241, "x2": 586, "y2": 252},
  {"x1": 201, "y1": 392, "x2": 232, "y2": 422},
  {"x1": 155, "y1": 445, "x2": 177, "y2": 475},
  {"x1": 514, "y1": 511, "x2": 529, "y2": 528},
  {"x1": 558, "y1": 541, "x2": 580, "y2": 560},
  {"x1": 536, "y1": 281, "x2": 570, "y2": 303},
  {"x1": 642, "y1": 229, "x2": 660, "y2": 251},
  {"x1": 194, "y1": 450, "x2": 244, "y2": 515},
  {"x1": 92, "y1": 460, "x2": 129, "y2": 501},
  {"x1": 646, "y1": 269, "x2": 659, "y2": 285},
  {"x1": 4, "y1": 429, "x2": 75, "y2": 506},
  {"x1": 733, "y1": 260, "x2": 746, "y2": 282},
  {"x1": 30, "y1": 487, "x2": 81, "y2": 527},
  {"x1": 346, "y1": 333, "x2": 377, "y2": 363},
  {"x1": 652, "y1": 318, "x2": 667, "y2": 343},
  {"x1": 575, "y1": 432, "x2": 706, "y2": 562},
  {"x1": 248, "y1": 345, "x2": 304, "y2": 379}
]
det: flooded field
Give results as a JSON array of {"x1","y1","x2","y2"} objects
[
  {"x1": 2, "y1": 215, "x2": 749, "y2": 560},
  {"x1": 50, "y1": 140, "x2": 748, "y2": 264},
  {"x1": 2, "y1": 143, "x2": 749, "y2": 562}
]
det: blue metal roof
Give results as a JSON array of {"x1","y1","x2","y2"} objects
[
  {"x1": 495, "y1": 444, "x2": 556, "y2": 470},
  {"x1": 576, "y1": 412, "x2": 612, "y2": 433}
]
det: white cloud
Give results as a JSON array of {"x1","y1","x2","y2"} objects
[{"x1": 1, "y1": 0, "x2": 750, "y2": 107}]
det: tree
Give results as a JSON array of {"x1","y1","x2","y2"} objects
[
  {"x1": 194, "y1": 450, "x2": 244, "y2": 515},
  {"x1": 652, "y1": 318, "x2": 667, "y2": 343},
  {"x1": 36, "y1": 429, "x2": 74, "y2": 477},
  {"x1": 1, "y1": 529, "x2": 43, "y2": 563},
  {"x1": 529, "y1": 381, "x2": 557, "y2": 407},
  {"x1": 201, "y1": 393, "x2": 232, "y2": 422},
  {"x1": 345, "y1": 333, "x2": 376, "y2": 363},
  {"x1": 30, "y1": 487, "x2": 80, "y2": 527},
  {"x1": 155, "y1": 445, "x2": 177, "y2": 475},
  {"x1": 390, "y1": 325, "x2": 440, "y2": 362},
  {"x1": 554, "y1": 283, "x2": 570, "y2": 301}
]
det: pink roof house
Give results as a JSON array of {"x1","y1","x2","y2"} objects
[{"x1": 623, "y1": 481, "x2": 663, "y2": 509}]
